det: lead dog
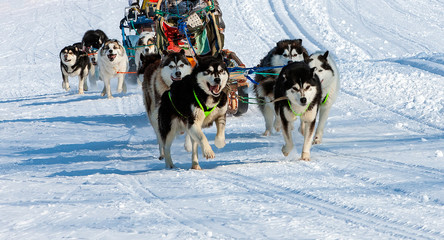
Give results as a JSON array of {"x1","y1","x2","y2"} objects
[
  {"x1": 308, "y1": 51, "x2": 339, "y2": 144},
  {"x1": 141, "y1": 50, "x2": 192, "y2": 159},
  {"x1": 274, "y1": 61, "x2": 322, "y2": 161},
  {"x1": 59, "y1": 44, "x2": 90, "y2": 94},
  {"x1": 158, "y1": 55, "x2": 229, "y2": 170},
  {"x1": 97, "y1": 39, "x2": 128, "y2": 98},
  {"x1": 253, "y1": 39, "x2": 309, "y2": 136}
]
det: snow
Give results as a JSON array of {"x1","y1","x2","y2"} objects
[{"x1": 1, "y1": 0, "x2": 444, "y2": 239}]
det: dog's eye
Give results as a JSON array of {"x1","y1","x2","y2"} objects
[
  {"x1": 283, "y1": 54, "x2": 288, "y2": 57},
  {"x1": 305, "y1": 86, "x2": 311, "y2": 91},
  {"x1": 318, "y1": 69, "x2": 323, "y2": 72},
  {"x1": 169, "y1": 65, "x2": 174, "y2": 69},
  {"x1": 179, "y1": 64, "x2": 184, "y2": 67},
  {"x1": 219, "y1": 69, "x2": 225, "y2": 74}
]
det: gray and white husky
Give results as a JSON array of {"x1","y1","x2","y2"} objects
[
  {"x1": 158, "y1": 55, "x2": 229, "y2": 170},
  {"x1": 253, "y1": 39, "x2": 309, "y2": 136},
  {"x1": 141, "y1": 50, "x2": 192, "y2": 160},
  {"x1": 308, "y1": 51, "x2": 340, "y2": 144},
  {"x1": 274, "y1": 61, "x2": 322, "y2": 161}
]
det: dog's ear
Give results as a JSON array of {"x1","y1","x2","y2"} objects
[
  {"x1": 323, "y1": 51, "x2": 329, "y2": 59},
  {"x1": 295, "y1": 39, "x2": 302, "y2": 45},
  {"x1": 310, "y1": 67, "x2": 316, "y2": 77},
  {"x1": 179, "y1": 49, "x2": 185, "y2": 55},
  {"x1": 161, "y1": 50, "x2": 169, "y2": 58}
]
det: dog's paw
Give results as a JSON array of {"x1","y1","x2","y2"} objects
[
  {"x1": 116, "y1": 88, "x2": 123, "y2": 93},
  {"x1": 263, "y1": 130, "x2": 271, "y2": 136},
  {"x1": 313, "y1": 136, "x2": 322, "y2": 145},
  {"x1": 202, "y1": 147, "x2": 215, "y2": 159},
  {"x1": 191, "y1": 164, "x2": 202, "y2": 170},
  {"x1": 78, "y1": 90, "x2": 85, "y2": 95},
  {"x1": 300, "y1": 152, "x2": 311, "y2": 161},
  {"x1": 282, "y1": 144, "x2": 292, "y2": 156},
  {"x1": 214, "y1": 136, "x2": 226, "y2": 148}
]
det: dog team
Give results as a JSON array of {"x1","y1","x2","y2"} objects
[{"x1": 60, "y1": 30, "x2": 339, "y2": 170}]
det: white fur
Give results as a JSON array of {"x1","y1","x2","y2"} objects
[
  {"x1": 196, "y1": 65, "x2": 229, "y2": 97},
  {"x1": 308, "y1": 51, "x2": 340, "y2": 144},
  {"x1": 87, "y1": 50, "x2": 100, "y2": 88},
  {"x1": 97, "y1": 40, "x2": 128, "y2": 99}
]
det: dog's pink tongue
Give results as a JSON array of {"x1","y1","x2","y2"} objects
[{"x1": 210, "y1": 85, "x2": 220, "y2": 93}]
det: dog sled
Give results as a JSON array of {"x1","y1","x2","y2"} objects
[{"x1": 119, "y1": 0, "x2": 248, "y2": 115}]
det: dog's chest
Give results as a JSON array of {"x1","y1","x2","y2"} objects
[{"x1": 62, "y1": 64, "x2": 81, "y2": 76}]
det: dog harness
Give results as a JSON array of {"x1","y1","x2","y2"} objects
[
  {"x1": 193, "y1": 89, "x2": 218, "y2": 117},
  {"x1": 322, "y1": 92, "x2": 329, "y2": 105},
  {"x1": 288, "y1": 100, "x2": 310, "y2": 117},
  {"x1": 167, "y1": 90, "x2": 218, "y2": 118}
]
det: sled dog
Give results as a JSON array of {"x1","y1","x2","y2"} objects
[
  {"x1": 59, "y1": 44, "x2": 90, "y2": 94},
  {"x1": 158, "y1": 55, "x2": 229, "y2": 170},
  {"x1": 97, "y1": 39, "x2": 128, "y2": 98},
  {"x1": 82, "y1": 29, "x2": 109, "y2": 87},
  {"x1": 308, "y1": 51, "x2": 339, "y2": 144},
  {"x1": 141, "y1": 50, "x2": 192, "y2": 159},
  {"x1": 253, "y1": 39, "x2": 309, "y2": 136},
  {"x1": 135, "y1": 31, "x2": 158, "y2": 84},
  {"x1": 274, "y1": 61, "x2": 322, "y2": 161}
]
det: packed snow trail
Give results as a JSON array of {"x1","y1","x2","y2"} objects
[{"x1": 0, "y1": 0, "x2": 443, "y2": 239}]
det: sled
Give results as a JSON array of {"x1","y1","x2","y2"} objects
[{"x1": 119, "y1": 0, "x2": 249, "y2": 115}]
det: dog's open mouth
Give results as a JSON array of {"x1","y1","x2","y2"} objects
[
  {"x1": 208, "y1": 83, "x2": 221, "y2": 96},
  {"x1": 107, "y1": 54, "x2": 117, "y2": 62},
  {"x1": 171, "y1": 76, "x2": 182, "y2": 81}
]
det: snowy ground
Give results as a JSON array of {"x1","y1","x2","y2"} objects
[{"x1": 1, "y1": 0, "x2": 444, "y2": 239}]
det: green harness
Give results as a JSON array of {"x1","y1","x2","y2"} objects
[
  {"x1": 288, "y1": 100, "x2": 310, "y2": 117},
  {"x1": 168, "y1": 90, "x2": 218, "y2": 118}
]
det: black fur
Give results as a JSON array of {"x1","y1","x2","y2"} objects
[
  {"x1": 60, "y1": 45, "x2": 90, "y2": 77},
  {"x1": 158, "y1": 56, "x2": 228, "y2": 142},
  {"x1": 82, "y1": 29, "x2": 109, "y2": 52}
]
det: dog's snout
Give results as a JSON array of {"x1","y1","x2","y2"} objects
[
  {"x1": 214, "y1": 78, "x2": 221, "y2": 84},
  {"x1": 300, "y1": 97, "x2": 307, "y2": 104},
  {"x1": 287, "y1": 60, "x2": 293, "y2": 64},
  {"x1": 175, "y1": 71, "x2": 181, "y2": 77}
]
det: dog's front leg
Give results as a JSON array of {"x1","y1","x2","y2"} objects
[
  {"x1": 116, "y1": 74, "x2": 126, "y2": 93},
  {"x1": 313, "y1": 104, "x2": 331, "y2": 144},
  {"x1": 190, "y1": 138, "x2": 201, "y2": 170},
  {"x1": 101, "y1": 77, "x2": 113, "y2": 98},
  {"x1": 262, "y1": 103, "x2": 275, "y2": 136},
  {"x1": 301, "y1": 120, "x2": 316, "y2": 161},
  {"x1": 188, "y1": 124, "x2": 215, "y2": 159},
  {"x1": 281, "y1": 117, "x2": 294, "y2": 157},
  {"x1": 78, "y1": 75, "x2": 86, "y2": 94},
  {"x1": 214, "y1": 115, "x2": 226, "y2": 149},
  {"x1": 62, "y1": 74, "x2": 70, "y2": 91},
  {"x1": 163, "y1": 130, "x2": 176, "y2": 169}
]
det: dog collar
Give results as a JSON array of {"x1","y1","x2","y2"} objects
[
  {"x1": 322, "y1": 92, "x2": 329, "y2": 105},
  {"x1": 288, "y1": 100, "x2": 310, "y2": 117},
  {"x1": 193, "y1": 89, "x2": 218, "y2": 118}
]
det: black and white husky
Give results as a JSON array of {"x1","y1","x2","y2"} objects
[
  {"x1": 308, "y1": 51, "x2": 340, "y2": 144},
  {"x1": 253, "y1": 39, "x2": 309, "y2": 136},
  {"x1": 82, "y1": 29, "x2": 109, "y2": 87},
  {"x1": 135, "y1": 32, "x2": 158, "y2": 84},
  {"x1": 59, "y1": 44, "x2": 90, "y2": 94},
  {"x1": 97, "y1": 39, "x2": 128, "y2": 99},
  {"x1": 158, "y1": 55, "x2": 229, "y2": 170},
  {"x1": 274, "y1": 61, "x2": 322, "y2": 161},
  {"x1": 141, "y1": 50, "x2": 192, "y2": 159}
]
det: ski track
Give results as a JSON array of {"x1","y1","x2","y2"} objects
[{"x1": 211, "y1": 169, "x2": 443, "y2": 239}]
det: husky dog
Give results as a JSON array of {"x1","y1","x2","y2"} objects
[
  {"x1": 135, "y1": 32, "x2": 158, "y2": 84},
  {"x1": 59, "y1": 44, "x2": 90, "y2": 94},
  {"x1": 158, "y1": 55, "x2": 229, "y2": 170},
  {"x1": 141, "y1": 50, "x2": 192, "y2": 159},
  {"x1": 97, "y1": 39, "x2": 128, "y2": 98},
  {"x1": 82, "y1": 29, "x2": 109, "y2": 87},
  {"x1": 274, "y1": 61, "x2": 322, "y2": 161},
  {"x1": 253, "y1": 39, "x2": 309, "y2": 136},
  {"x1": 308, "y1": 51, "x2": 339, "y2": 144}
]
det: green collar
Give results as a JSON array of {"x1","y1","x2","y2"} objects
[
  {"x1": 322, "y1": 92, "x2": 329, "y2": 105},
  {"x1": 193, "y1": 89, "x2": 218, "y2": 117},
  {"x1": 288, "y1": 100, "x2": 310, "y2": 117}
]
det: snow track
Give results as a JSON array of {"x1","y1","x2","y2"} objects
[{"x1": 1, "y1": 0, "x2": 443, "y2": 239}]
